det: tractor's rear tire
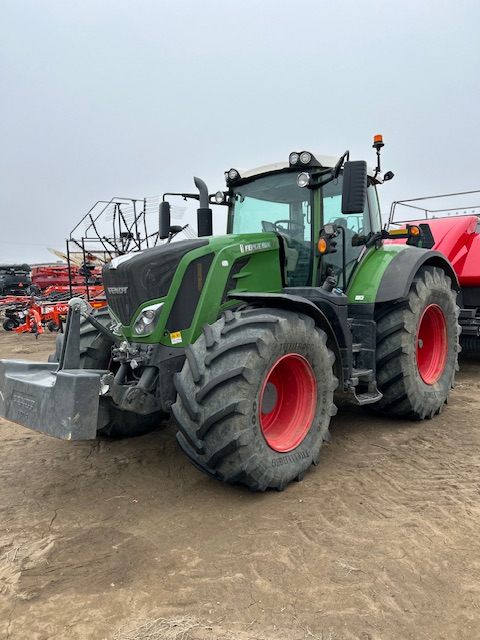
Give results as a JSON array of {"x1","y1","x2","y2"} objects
[
  {"x1": 172, "y1": 308, "x2": 338, "y2": 491},
  {"x1": 374, "y1": 266, "x2": 460, "y2": 419},
  {"x1": 49, "y1": 308, "x2": 166, "y2": 438}
]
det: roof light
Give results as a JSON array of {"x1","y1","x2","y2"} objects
[
  {"x1": 300, "y1": 151, "x2": 312, "y2": 165},
  {"x1": 225, "y1": 168, "x2": 241, "y2": 184},
  {"x1": 289, "y1": 152, "x2": 300, "y2": 165}
]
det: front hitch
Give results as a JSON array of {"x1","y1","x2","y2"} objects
[{"x1": 0, "y1": 299, "x2": 113, "y2": 440}]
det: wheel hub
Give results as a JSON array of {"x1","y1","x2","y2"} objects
[
  {"x1": 416, "y1": 304, "x2": 448, "y2": 384},
  {"x1": 259, "y1": 353, "x2": 317, "y2": 452}
]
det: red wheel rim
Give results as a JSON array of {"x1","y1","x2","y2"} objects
[
  {"x1": 416, "y1": 304, "x2": 448, "y2": 384},
  {"x1": 259, "y1": 354, "x2": 317, "y2": 452}
]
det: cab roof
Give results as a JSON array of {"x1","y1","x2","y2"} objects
[{"x1": 231, "y1": 154, "x2": 382, "y2": 184}]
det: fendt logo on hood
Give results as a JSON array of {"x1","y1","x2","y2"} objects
[{"x1": 107, "y1": 286, "x2": 128, "y2": 294}]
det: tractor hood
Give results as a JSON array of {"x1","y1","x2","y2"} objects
[{"x1": 103, "y1": 239, "x2": 209, "y2": 325}]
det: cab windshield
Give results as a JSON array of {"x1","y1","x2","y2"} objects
[
  {"x1": 228, "y1": 172, "x2": 313, "y2": 241},
  {"x1": 227, "y1": 170, "x2": 378, "y2": 290},
  {"x1": 228, "y1": 172, "x2": 314, "y2": 286}
]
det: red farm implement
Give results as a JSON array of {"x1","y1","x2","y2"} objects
[
  {"x1": 388, "y1": 189, "x2": 480, "y2": 353},
  {"x1": 1, "y1": 294, "x2": 106, "y2": 334},
  {"x1": 31, "y1": 264, "x2": 102, "y2": 292}
]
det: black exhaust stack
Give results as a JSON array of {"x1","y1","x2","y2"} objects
[{"x1": 194, "y1": 177, "x2": 212, "y2": 237}]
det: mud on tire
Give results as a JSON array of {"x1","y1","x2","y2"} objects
[
  {"x1": 172, "y1": 307, "x2": 338, "y2": 492},
  {"x1": 374, "y1": 266, "x2": 460, "y2": 419}
]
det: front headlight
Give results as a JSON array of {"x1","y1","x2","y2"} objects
[{"x1": 132, "y1": 303, "x2": 164, "y2": 336}]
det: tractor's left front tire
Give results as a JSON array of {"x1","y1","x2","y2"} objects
[
  {"x1": 49, "y1": 309, "x2": 166, "y2": 438},
  {"x1": 172, "y1": 308, "x2": 338, "y2": 491}
]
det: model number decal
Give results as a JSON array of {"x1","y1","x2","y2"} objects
[{"x1": 239, "y1": 241, "x2": 273, "y2": 253}]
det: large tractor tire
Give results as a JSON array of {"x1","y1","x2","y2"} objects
[
  {"x1": 172, "y1": 307, "x2": 338, "y2": 492},
  {"x1": 49, "y1": 308, "x2": 166, "y2": 438},
  {"x1": 374, "y1": 266, "x2": 460, "y2": 419}
]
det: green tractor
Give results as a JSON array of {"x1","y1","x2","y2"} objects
[{"x1": 0, "y1": 137, "x2": 460, "y2": 491}]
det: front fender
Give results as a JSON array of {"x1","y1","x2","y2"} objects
[{"x1": 228, "y1": 291, "x2": 345, "y2": 379}]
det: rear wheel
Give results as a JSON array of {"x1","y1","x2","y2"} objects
[
  {"x1": 172, "y1": 308, "x2": 338, "y2": 491},
  {"x1": 374, "y1": 266, "x2": 460, "y2": 419}
]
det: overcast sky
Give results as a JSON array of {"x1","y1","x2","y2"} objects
[{"x1": 2, "y1": 0, "x2": 479, "y2": 264}]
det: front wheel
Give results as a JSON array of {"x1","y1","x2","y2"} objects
[
  {"x1": 374, "y1": 266, "x2": 460, "y2": 419},
  {"x1": 172, "y1": 308, "x2": 338, "y2": 491},
  {"x1": 3, "y1": 318, "x2": 17, "y2": 331}
]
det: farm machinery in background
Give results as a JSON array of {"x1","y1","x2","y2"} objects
[
  {"x1": 1, "y1": 264, "x2": 105, "y2": 334},
  {"x1": 31, "y1": 263, "x2": 103, "y2": 292},
  {"x1": 1, "y1": 194, "x2": 194, "y2": 334},
  {"x1": 388, "y1": 190, "x2": 480, "y2": 353},
  {"x1": 0, "y1": 136, "x2": 463, "y2": 492},
  {"x1": 1, "y1": 293, "x2": 106, "y2": 334},
  {"x1": 0, "y1": 264, "x2": 32, "y2": 296}
]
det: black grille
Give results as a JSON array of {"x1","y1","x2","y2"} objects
[
  {"x1": 166, "y1": 254, "x2": 214, "y2": 331},
  {"x1": 102, "y1": 240, "x2": 208, "y2": 325}
]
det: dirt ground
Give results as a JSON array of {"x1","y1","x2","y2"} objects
[{"x1": 0, "y1": 329, "x2": 479, "y2": 640}]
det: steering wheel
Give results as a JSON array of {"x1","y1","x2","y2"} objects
[{"x1": 271, "y1": 219, "x2": 305, "y2": 238}]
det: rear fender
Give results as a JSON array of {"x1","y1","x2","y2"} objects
[
  {"x1": 348, "y1": 245, "x2": 459, "y2": 305},
  {"x1": 375, "y1": 249, "x2": 459, "y2": 303}
]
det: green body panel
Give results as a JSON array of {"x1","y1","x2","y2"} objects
[
  {"x1": 346, "y1": 243, "x2": 407, "y2": 304},
  {"x1": 120, "y1": 233, "x2": 283, "y2": 347}
]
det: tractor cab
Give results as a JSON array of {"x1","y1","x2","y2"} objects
[{"x1": 224, "y1": 151, "x2": 384, "y2": 292}]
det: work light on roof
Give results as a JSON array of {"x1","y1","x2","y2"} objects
[
  {"x1": 225, "y1": 168, "x2": 240, "y2": 184},
  {"x1": 300, "y1": 151, "x2": 312, "y2": 165},
  {"x1": 289, "y1": 152, "x2": 300, "y2": 165}
]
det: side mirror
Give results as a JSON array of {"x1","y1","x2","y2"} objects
[
  {"x1": 341, "y1": 161, "x2": 367, "y2": 214},
  {"x1": 159, "y1": 201, "x2": 171, "y2": 240}
]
